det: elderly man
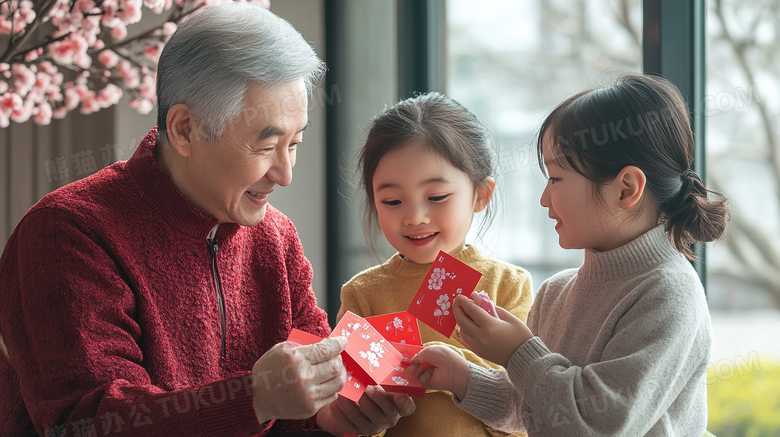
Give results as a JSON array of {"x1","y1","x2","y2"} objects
[{"x1": 0, "y1": 3, "x2": 414, "y2": 436}]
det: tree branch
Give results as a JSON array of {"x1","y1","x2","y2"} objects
[
  {"x1": 1, "y1": 0, "x2": 59, "y2": 63},
  {"x1": 713, "y1": 0, "x2": 780, "y2": 181}
]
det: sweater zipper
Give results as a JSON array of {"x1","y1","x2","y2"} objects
[{"x1": 207, "y1": 228, "x2": 227, "y2": 359}]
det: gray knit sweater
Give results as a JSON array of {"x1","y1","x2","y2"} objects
[{"x1": 454, "y1": 225, "x2": 711, "y2": 436}]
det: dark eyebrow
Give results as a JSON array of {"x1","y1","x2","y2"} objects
[
  {"x1": 375, "y1": 177, "x2": 452, "y2": 192},
  {"x1": 257, "y1": 121, "x2": 311, "y2": 141},
  {"x1": 257, "y1": 125, "x2": 285, "y2": 141}
]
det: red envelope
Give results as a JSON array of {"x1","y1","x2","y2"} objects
[
  {"x1": 286, "y1": 328, "x2": 322, "y2": 346},
  {"x1": 407, "y1": 250, "x2": 483, "y2": 337},
  {"x1": 380, "y1": 343, "x2": 426, "y2": 397},
  {"x1": 286, "y1": 328, "x2": 373, "y2": 402},
  {"x1": 365, "y1": 311, "x2": 422, "y2": 346},
  {"x1": 332, "y1": 312, "x2": 405, "y2": 401}
]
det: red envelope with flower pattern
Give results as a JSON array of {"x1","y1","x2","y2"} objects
[
  {"x1": 365, "y1": 311, "x2": 422, "y2": 346},
  {"x1": 380, "y1": 342, "x2": 426, "y2": 397},
  {"x1": 407, "y1": 250, "x2": 483, "y2": 337},
  {"x1": 332, "y1": 311, "x2": 405, "y2": 401},
  {"x1": 286, "y1": 325, "x2": 395, "y2": 403}
]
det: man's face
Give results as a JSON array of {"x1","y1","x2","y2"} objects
[{"x1": 184, "y1": 79, "x2": 308, "y2": 226}]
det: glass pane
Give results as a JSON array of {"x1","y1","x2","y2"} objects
[
  {"x1": 446, "y1": 0, "x2": 642, "y2": 285},
  {"x1": 705, "y1": 0, "x2": 780, "y2": 434}
]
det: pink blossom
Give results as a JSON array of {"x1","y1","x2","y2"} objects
[
  {"x1": 101, "y1": 1, "x2": 117, "y2": 25},
  {"x1": 1, "y1": 93, "x2": 23, "y2": 116},
  {"x1": 73, "y1": 51, "x2": 92, "y2": 69},
  {"x1": 136, "y1": 98, "x2": 154, "y2": 115},
  {"x1": 34, "y1": 72, "x2": 52, "y2": 92},
  {"x1": 143, "y1": 0, "x2": 162, "y2": 9},
  {"x1": 94, "y1": 39, "x2": 104, "y2": 50},
  {"x1": 46, "y1": 84, "x2": 63, "y2": 102},
  {"x1": 38, "y1": 61, "x2": 56, "y2": 75},
  {"x1": 34, "y1": 101, "x2": 53, "y2": 125},
  {"x1": 81, "y1": 15, "x2": 100, "y2": 32},
  {"x1": 0, "y1": 81, "x2": 7, "y2": 94},
  {"x1": 162, "y1": 22, "x2": 177, "y2": 37},
  {"x1": 49, "y1": 35, "x2": 89, "y2": 66},
  {"x1": 80, "y1": 92, "x2": 101, "y2": 114},
  {"x1": 139, "y1": 74, "x2": 155, "y2": 101},
  {"x1": 117, "y1": 0, "x2": 142, "y2": 24},
  {"x1": 97, "y1": 83, "x2": 123, "y2": 108},
  {"x1": 98, "y1": 50, "x2": 120, "y2": 68},
  {"x1": 65, "y1": 87, "x2": 81, "y2": 110},
  {"x1": 53, "y1": 106, "x2": 68, "y2": 119},
  {"x1": 144, "y1": 45, "x2": 160, "y2": 62},
  {"x1": 122, "y1": 67, "x2": 140, "y2": 88},
  {"x1": 12, "y1": 64, "x2": 36, "y2": 96},
  {"x1": 0, "y1": 111, "x2": 8, "y2": 128},
  {"x1": 0, "y1": 20, "x2": 12, "y2": 35},
  {"x1": 11, "y1": 96, "x2": 34, "y2": 123},
  {"x1": 75, "y1": 0, "x2": 96, "y2": 13},
  {"x1": 24, "y1": 50, "x2": 38, "y2": 61},
  {"x1": 51, "y1": 72, "x2": 64, "y2": 86},
  {"x1": 111, "y1": 21, "x2": 127, "y2": 40}
]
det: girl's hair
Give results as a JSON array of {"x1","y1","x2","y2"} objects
[
  {"x1": 358, "y1": 92, "x2": 497, "y2": 256},
  {"x1": 536, "y1": 73, "x2": 729, "y2": 259}
]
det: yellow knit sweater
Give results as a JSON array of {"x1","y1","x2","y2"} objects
[{"x1": 337, "y1": 245, "x2": 533, "y2": 437}]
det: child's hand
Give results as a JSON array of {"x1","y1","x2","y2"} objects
[
  {"x1": 407, "y1": 345, "x2": 470, "y2": 401},
  {"x1": 454, "y1": 292, "x2": 534, "y2": 367}
]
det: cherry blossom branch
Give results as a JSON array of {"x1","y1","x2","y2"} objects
[
  {"x1": 9, "y1": 31, "x2": 72, "y2": 63},
  {"x1": 1, "y1": 0, "x2": 267, "y2": 127},
  {"x1": 1, "y1": 0, "x2": 59, "y2": 63}
]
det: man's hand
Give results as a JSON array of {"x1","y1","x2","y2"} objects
[
  {"x1": 251, "y1": 337, "x2": 348, "y2": 424},
  {"x1": 454, "y1": 292, "x2": 534, "y2": 367},
  {"x1": 407, "y1": 345, "x2": 469, "y2": 400},
  {"x1": 316, "y1": 386, "x2": 416, "y2": 436}
]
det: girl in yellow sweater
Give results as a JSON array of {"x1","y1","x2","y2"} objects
[{"x1": 337, "y1": 92, "x2": 533, "y2": 437}]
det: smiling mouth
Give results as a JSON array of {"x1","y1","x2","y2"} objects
[
  {"x1": 246, "y1": 191, "x2": 267, "y2": 198},
  {"x1": 406, "y1": 232, "x2": 438, "y2": 240}
]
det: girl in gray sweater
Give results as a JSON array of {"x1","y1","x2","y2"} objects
[{"x1": 408, "y1": 73, "x2": 729, "y2": 436}]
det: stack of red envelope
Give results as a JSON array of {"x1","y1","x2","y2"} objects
[
  {"x1": 287, "y1": 251, "x2": 485, "y2": 402},
  {"x1": 288, "y1": 310, "x2": 426, "y2": 402}
]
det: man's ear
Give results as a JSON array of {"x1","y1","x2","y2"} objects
[
  {"x1": 165, "y1": 103, "x2": 201, "y2": 157},
  {"x1": 474, "y1": 176, "x2": 496, "y2": 213},
  {"x1": 609, "y1": 166, "x2": 647, "y2": 211}
]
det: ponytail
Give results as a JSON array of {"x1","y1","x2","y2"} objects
[
  {"x1": 536, "y1": 73, "x2": 731, "y2": 259},
  {"x1": 661, "y1": 170, "x2": 729, "y2": 259}
]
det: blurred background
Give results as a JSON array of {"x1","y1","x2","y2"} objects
[{"x1": 1, "y1": 0, "x2": 778, "y2": 434}]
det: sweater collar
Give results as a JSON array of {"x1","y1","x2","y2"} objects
[
  {"x1": 385, "y1": 245, "x2": 484, "y2": 277},
  {"x1": 578, "y1": 224, "x2": 681, "y2": 281},
  {"x1": 126, "y1": 127, "x2": 240, "y2": 241}
]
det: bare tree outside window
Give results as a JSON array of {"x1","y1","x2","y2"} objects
[{"x1": 448, "y1": 0, "x2": 780, "y2": 433}]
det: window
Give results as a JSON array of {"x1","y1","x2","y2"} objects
[
  {"x1": 705, "y1": 0, "x2": 780, "y2": 433},
  {"x1": 447, "y1": 0, "x2": 642, "y2": 285}
]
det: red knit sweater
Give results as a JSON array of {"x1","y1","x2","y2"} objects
[{"x1": 0, "y1": 128, "x2": 332, "y2": 437}]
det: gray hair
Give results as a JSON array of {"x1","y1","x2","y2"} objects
[{"x1": 156, "y1": 2, "x2": 326, "y2": 145}]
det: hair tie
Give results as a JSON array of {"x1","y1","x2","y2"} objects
[{"x1": 681, "y1": 168, "x2": 695, "y2": 181}]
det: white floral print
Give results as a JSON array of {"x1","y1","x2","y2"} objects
[
  {"x1": 359, "y1": 350, "x2": 380, "y2": 370},
  {"x1": 391, "y1": 376, "x2": 408, "y2": 385},
  {"x1": 370, "y1": 342, "x2": 385, "y2": 358},
  {"x1": 427, "y1": 268, "x2": 456, "y2": 291},
  {"x1": 433, "y1": 294, "x2": 451, "y2": 324},
  {"x1": 341, "y1": 322, "x2": 360, "y2": 338},
  {"x1": 386, "y1": 316, "x2": 404, "y2": 336}
]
